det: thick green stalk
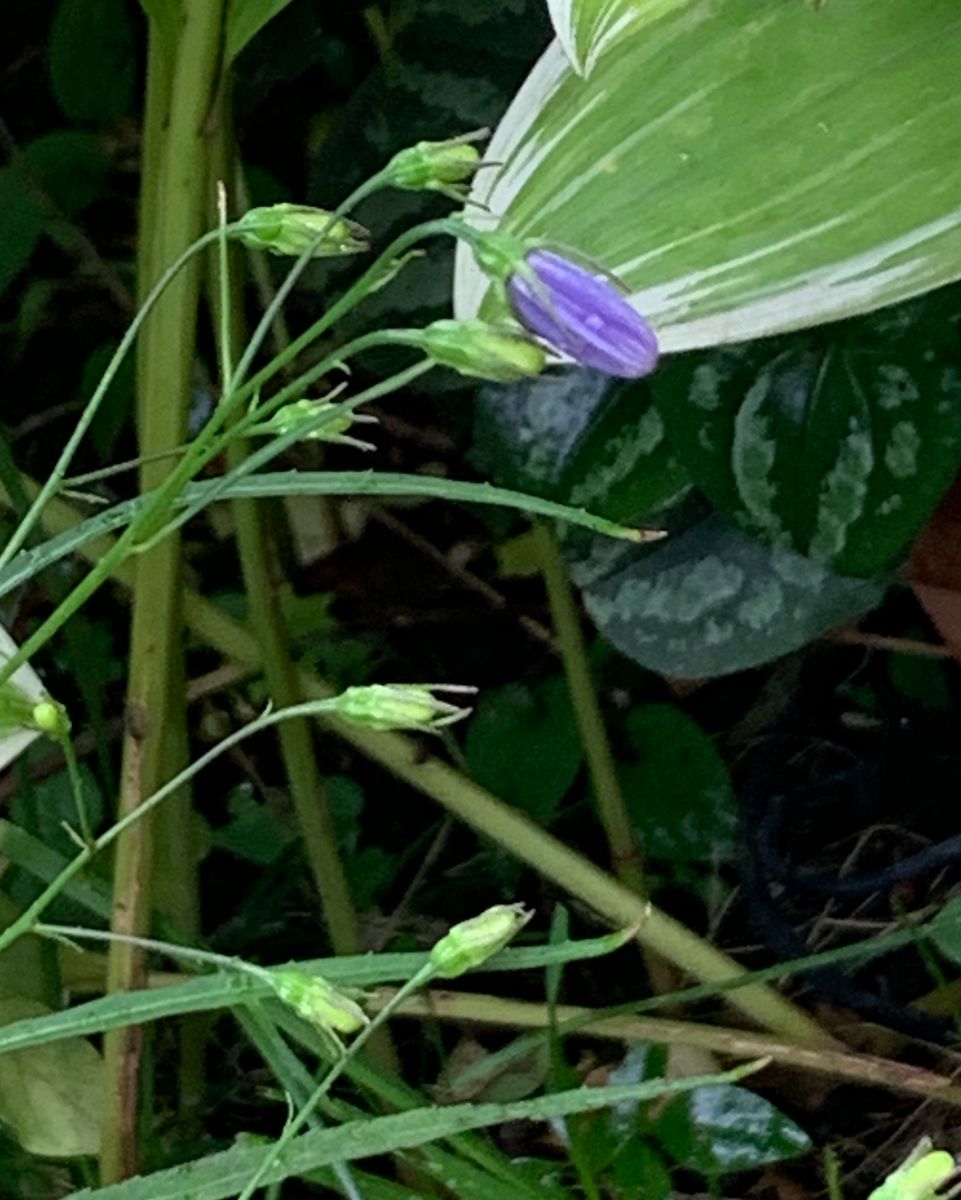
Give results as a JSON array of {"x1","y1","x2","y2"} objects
[
  {"x1": 535, "y1": 523, "x2": 646, "y2": 895},
  {"x1": 206, "y1": 124, "x2": 365, "y2": 958},
  {"x1": 101, "y1": 0, "x2": 225, "y2": 1182},
  {"x1": 227, "y1": 471, "x2": 364, "y2": 955}
]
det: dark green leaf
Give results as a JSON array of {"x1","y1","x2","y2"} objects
[
  {"x1": 620, "y1": 705, "x2": 736, "y2": 862},
  {"x1": 226, "y1": 0, "x2": 299, "y2": 61},
  {"x1": 23, "y1": 131, "x2": 109, "y2": 216},
  {"x1": 212, "y1": 788, "x2": 293, "y2": 866},
  {"x1": 655, "y1": 291, "x2": 961, "y2": 576},
  {"x1": 578, "y1": 512, "x2": 884, "y2": 678},
  {"x1": 559, "y1": 380, "x2": 691, "y2": 521},
  {"x1": 49, "y1": 0, "x2": 137, "y2": 122},
  {"x1": 929, "y1": 897, "x2": 961, "y2": 967},
  {"x1": 475, "y1": 370, "x2": 614, "y2": 498},
  {"x1": 465, "y1": 677, "x2": 582, "y2": 823},
  {"x1": 654, "y1": 1084, "x2": 810, "y2": 1177},
  {"x1": 0, "y1": 171, "x2": 45, "y2": 296},
  {"x1": 476, "y1": 367, "x2": 689, "y2": 520},
  {"x1": 610, "y1": 1141, "x2": 673, "y2": 1200}
]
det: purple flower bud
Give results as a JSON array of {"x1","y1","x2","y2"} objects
[{"x1": 507, "y1": 250, "x2": 659, "y2": 379}]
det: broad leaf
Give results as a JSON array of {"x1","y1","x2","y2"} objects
[
  {"x1": 476, "y1": 368, "x2": 689, "y2": 518},
  {"x1": 50, "y1": 0, "x2": 137, "y2": 122},
  {"x1": 620, "y1": 705, "x2": 736, "y2": 861},
  {"x1": 547, "y1": 0, "x2": 688, "y2": 77},
  {"x1": 465, "y1": 677, "x2": 582, "y2": 823},
  {"x1": 225, "y1": 0, "x2": 299, "y2": 62},
  {"x1": 0, "y1": 996, "x2": 103, "y2": 1158},
  {"x1": 454, "y1": 0, "x2": 961, "y2": 350},
  {"x1": 654, "y1": 1083, "x2": 810, "y2": 1177},
  {"x1": 575, "y1": 512, "x2": 884, "y2": 678},
  {"x1": 655, "y1": 290, "x2": 961, "y2": 576}
]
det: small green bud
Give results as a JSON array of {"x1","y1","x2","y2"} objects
[
  {"x1": 233, "y1": 205, "x2": 369, "y2": 258},
  {"x1": 269, "y1": 971, "x2": 368, "y2": 1037},
  {"x1": 0, "y1": 685, "x2": 69, "y2": 740},
  {"x1": 385, "y1": 133, "x2": 485, "y2": 198},
  {"x1": 332, "y1": 684, "x2": 476, "y2": 732},
  {"x1": 422, "y1": 319, "x2": 546, "y2": 382},
  {"x1": 31, "y1": 699, "x2": 71, "y2": 739},
  {"x1": 248, "y1": 399, "x2": 364, "y2": 444},
  {"x1": 868, "y1": 1139, "x2": 957, "y2": 1200},
  {"x1": 430, "y1": 904, "x2": 533, "y2": 978}
]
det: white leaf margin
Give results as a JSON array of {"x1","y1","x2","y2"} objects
[
  {"x1": 454, "y1": 24, "x2": 961, "y2": 354},
  {"x1": 546, "y1": 0, "x2": 691, "y2": 77},
  {"x1": 0, "y1": 626, "x2": 45, "y2": 773}
]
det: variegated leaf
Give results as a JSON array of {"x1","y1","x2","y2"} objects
[
  {"x1": 455, "y1": 0, "x2": 961, "y2": 351},
  {"x1": 546, "y1": 0, "x2": 688, "y2": 77}
]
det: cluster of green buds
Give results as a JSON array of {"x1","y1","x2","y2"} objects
[
  {"x1": 430, "y1": 904, "x2": 533, "y2": 978},
  {"x1": 330, "y1": 683, "x2": 477, "y2": 733}
]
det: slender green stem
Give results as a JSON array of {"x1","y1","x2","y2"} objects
[
  {"x1": 535, "y1": 523, "x2": 646, "y2": 895},
  {"x1": 0, "y1": 698, "x2": 343, "y2": 960},
  {"x1": 236, "y1": 217, "x2": 458, "y2": 404},
  {"x1": 216, "y1": 196, "x2": 366, "y2": 962},
  {"x1": 35, "y1": 924, "x2": 275, "y2": 984},
  {"x1": 0, "y1": 349, "x2": 430, "y2": 691},
  {"x1": 229, "y1": 174, "x2": 388, "y2": 393},
  {"x1": 133, "y1": 355, "x2": 434, "y2": 555},
  {"x1": 0, "y1": 226, "x2": 229, "y2": 575},
  {"x1": 237, "y1": 964, "x2": 436, "y2": 1200},
  {"x1": 60, "y1": 736, "x2": 93, "y2": 846},
  {"x1": 0, "y1": 523, "x2": 833, "y2": 1050}
]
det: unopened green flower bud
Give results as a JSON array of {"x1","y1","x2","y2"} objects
[
  {"x1": 385, "y1": 132, "x2": 485, "y2": 198},
  {"x1": 269, "y1": 970, "x2": 368, "y2": 1037},
  {"x1": 422, "y1": 319, "x2": 546, "y2": 382},
  {"x1": 332, "y1": 683, "x2": 476, "y2": 732},
  {"x1": 0, "y1": 684, "x2": 69, "y2": 740},
  {"x1": 31, "y1": 699, "x2": 71, "y2": 739},
  {"x1": 430, "y1": 904, "x2": 533, "y2": 978},
  {"x1": 233, "y1": 204, "x2": 369, "y2": 258},
  {"x1": 249, "y1": 399, "x2": 359, "y2": 443}
]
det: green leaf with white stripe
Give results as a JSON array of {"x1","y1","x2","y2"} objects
[
  {"x1": 654, "y1": 288, "x2": 961, "y2": 576},
  {"x1": 546, "y1": 0, "x2": 688, "y2": 77},
  {"x1": 454, "y1": 0, "x2": 961, "y2": 350}
]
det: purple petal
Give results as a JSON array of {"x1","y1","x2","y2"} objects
[{"x1": 507, "y1": 249, "x2": 659, "y2": 379}]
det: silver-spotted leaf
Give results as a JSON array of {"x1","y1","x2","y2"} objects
[
  {"x1": 578, "y1": 513, "x2": 884, "y2": 678},
  {"x1": 655, "y1": 291, "x2": 961, "y2": 576},
  {"x1": 655, "y1": 1084, "x2": 810, "y2": 1177}
]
